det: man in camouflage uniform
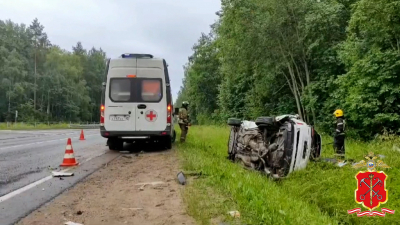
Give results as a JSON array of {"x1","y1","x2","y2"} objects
[
  {"x1": 178, "y1": 101, "x2": 190, "y2": 142},
  {"x1": 333, "y1": 109, "x2": 346, "y2": 159}
]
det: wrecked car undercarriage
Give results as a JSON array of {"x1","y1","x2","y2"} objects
[{"x1": 227, "y1": 115, "x2": 322, "y2": 179}]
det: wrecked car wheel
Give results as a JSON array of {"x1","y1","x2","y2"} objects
[
  {"x1": 227, "y1": 118, "x2": 241, "y2": 126},
  {"x1": 310, "y1": 126, "x2": 322, "y2": 160},
  {"x1": 255, "y1": 117, "x2": 275, "y2": 127},
  {"x1": 227, "y1": 127, "x2": 237, "y2": 160}
]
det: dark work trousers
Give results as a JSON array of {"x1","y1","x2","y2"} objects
[
  {"x1": 334, "y1": 135, "x2": 345, "y2": 155},
  {"x1": 179, "y1": 123, "x2": 188, "y2": 142}
]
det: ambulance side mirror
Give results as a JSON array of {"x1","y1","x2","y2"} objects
[{"x1": 174, "y1": 108, "x2": 179, "y2": 115}]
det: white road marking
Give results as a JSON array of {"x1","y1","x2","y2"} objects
[
  {"x1": 0, "y1": 150, "x2": 108, "y2": 203},
  {"x1": 83, "y1": 151, "x2": 108, "y2": 163},
  {"x1": 0, "y1": 131, "x2": 76, "y2": 135},
  {"x1": 0, "y1": 167, "x2": 72, "y2": 203},
  {"x1": 0, "y1": 131, "x2": 107, "y2": 203},
  {"x1": 0, "y1": 134, "x2": 99, "y2": 150}
]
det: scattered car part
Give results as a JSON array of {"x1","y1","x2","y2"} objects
[
  {"x1": 65, "y1": 222, "x2": 83, "y2": 225},
  {"x1": 52, "y1": 171, "x2": 74, "y2": 177},
  {"x1": 177, "y1": 171, "x2": 186, "y2": 185},
  {"x1": 228, "y1": 210, "x2": 240, "y2": 218}
]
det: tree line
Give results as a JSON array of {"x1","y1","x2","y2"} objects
[
  {"x1": 175, "y1": 0, "x2": 400, "y2": 139},
  {"x1": 0, "y1": 18, "x2": 107, "y2": 123}
]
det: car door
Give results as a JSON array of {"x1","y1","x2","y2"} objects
[
  {"x1": 292, "y1": 124, "x2": 311, "y2": 171},
  {"x1": 135, "y1": 68, "x2": 167, "y2": 131},
  {"x1": 104, "y1": 68, "x2": 137, "y2": 131}
]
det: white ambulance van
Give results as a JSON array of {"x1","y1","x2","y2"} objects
[{"x1": 100, "y1": 53, "x2": 176, "y2": 150}]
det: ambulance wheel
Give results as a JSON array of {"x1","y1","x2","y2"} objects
[
  {"x1": 108, "y1": 138, "x2": 124, "y2": 151},
  {"x1": 227, "y1": 118, "x2": 241, "y2": 127},
  {"x1": 171, "y1": 130, "x2": 176, "y2": 143},
  {"x1": 165, "y1": 137, "x2": 172, "y2": 149}
]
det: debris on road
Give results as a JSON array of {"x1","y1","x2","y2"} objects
[
  {"x1": 135, "y1": 181, "x2": 167, "y2": 191},
  {"x1": 138, "y1": 184, "x2": 147, "y2": 191},
  {"x1": 184, "y1": 171, "x2": 203, "y2": 176},
  {"x1": 76, "y1": 210, "x2": 83, "y2": 215},
  {"x1": 135, "y1": 181, "x2": 165, "y2": 186},
  {"x1": 65, "y1": 221, "x2": 83, "y2": 225},
  {"x1": 121, "y1": 207, "x2": 143, "y2": 211},
  {"x1": 47, "y1": 166, "x2": 57, "y2": 171},
  {"x1": 52, "y1": 171, "x2": 74, "y2": 177},
  {"x1": 177, "y1": 171, "x2": 186, "y2": 185},
  {"x1": 182, "y1": 171, "x2": 205, "y2": 179},
  {"x1": 156, "y1": 203, "x2": 164, "y2": 207},
  {"x1": 337, "y1": 161, "x2": 347, "y2": 167},
  {"x1": 228, "y1": 210, "x2": 240, "y2": 218}
]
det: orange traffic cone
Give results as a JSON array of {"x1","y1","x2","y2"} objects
[
  {"x1": 79, "y1": 129, "x2": 85, "y2": 140},
  {"x1": 60, "y1": 138, "x2": 79, "y2": 167}
]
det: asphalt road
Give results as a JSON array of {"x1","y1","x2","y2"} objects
[{"x1": 0, "y1": 129, "x2": 118, "y2": 225}]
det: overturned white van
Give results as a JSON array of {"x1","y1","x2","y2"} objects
[
  {"x1": 227, "y1": 115, "x2": 322, "y2": 178},
  {"x1": 100, "y1": 53, "x2": 176, "y2": 150}
]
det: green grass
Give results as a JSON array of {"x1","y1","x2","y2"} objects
[
  {"x1": 176, "y1": 125, "x2": 400, "y2": 225},
  {"x1": 0, "y1": 122, "x2": 71, "y2": 130}
]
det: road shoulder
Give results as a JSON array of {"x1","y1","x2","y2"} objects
[{"x1": 16, "y1": 149, "x2": 196, "y2": 225}]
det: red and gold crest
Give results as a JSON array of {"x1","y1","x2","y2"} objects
[{"x1": 348, "y1": 152, "x2": 395, "y2": 217}]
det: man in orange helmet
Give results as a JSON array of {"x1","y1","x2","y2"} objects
[{"x1": 333, "y1": 109, "x2": 346, "y2": 159}]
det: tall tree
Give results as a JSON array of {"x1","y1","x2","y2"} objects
[
  {"x1": 29, "y1": 18, "x2": 50, "y2": 111},
  {"x1": 0, "y1": 18, "x2": 107, "y2": 123},
  {"x1": 176, "y1": 0, "x2": 400, "y2": 138}
]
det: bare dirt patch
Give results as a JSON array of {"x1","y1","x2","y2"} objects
[{"x1": 17, "y1": 149, "x2": 196, "y2": 225}]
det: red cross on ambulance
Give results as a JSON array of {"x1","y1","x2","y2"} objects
[{"x1": 145, "y1": 110, "x2": 157, "y2": 122}]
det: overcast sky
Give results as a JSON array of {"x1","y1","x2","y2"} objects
[{"x1": 0, "y1": 0, "x2": 221, "y2": 101}]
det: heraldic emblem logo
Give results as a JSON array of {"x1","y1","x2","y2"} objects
[{"x1": 348, "y1": 152, "x2": 395, "y2": 217}]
